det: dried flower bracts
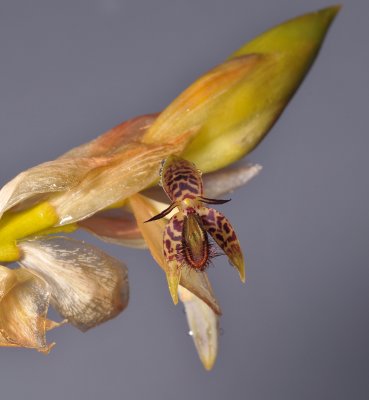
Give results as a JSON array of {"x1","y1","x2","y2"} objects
[{"x1": 146, "y1": 156, "x2": 245, "y2": 281}]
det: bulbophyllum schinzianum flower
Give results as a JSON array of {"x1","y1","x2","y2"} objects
[
  {"x1": 0, "y1": 7, "x2": 339, "y2": 369},
  {"x1": 145, "y1": 156, "x2": 245, "y2": 298}
]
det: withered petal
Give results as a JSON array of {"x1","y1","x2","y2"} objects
[
  {"x1": 0, "y1": 114, "x2": 159, "y2": 221},
  {"x1": 19, "y1": 237, "x2": 129, "y2": 331},
  {"x1": 61, "y1": 114, "x2": 158, "y2": 158},
  {"x1": 78, "y1": 214, "x2": 146, "y2": 249},
  {"x1": 0, "y1": 158, "x2": 110, "y2": 219},
  {"x1": 51, "y1": 134, "x2": 190, "y2": 225},
  {"x1": 0, "y1": 265, "x2": 53, "y2": 351}
]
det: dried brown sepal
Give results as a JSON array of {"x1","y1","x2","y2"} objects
[
  {"x1": 0, "y1": 265, "x2": 54, "y2": 352},
  {"x1": 79, "y1": 212, "x2": 146, "y2": 249},
  {"x1": 19, "y1": 237, "x2": 129, "y2": 331}
]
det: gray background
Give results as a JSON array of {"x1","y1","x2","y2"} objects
[{"x1": 0, "y1": 1, "x2": 368, "y2": 399}]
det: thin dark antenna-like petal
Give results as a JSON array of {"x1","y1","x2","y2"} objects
[
  {"x1": 144, "y1": 202, "x2": 177, "y2": 223},
  {"x1": 198, "y1": 197, "x2": 231, "y2": 205}
]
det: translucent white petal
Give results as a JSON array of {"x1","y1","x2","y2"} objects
[
  {"x1": 179, "y1": 285, "x2": 219, "y2": 370},
  {"x1": 202, "y1": 163, "x2": 262, "y2": 198}
]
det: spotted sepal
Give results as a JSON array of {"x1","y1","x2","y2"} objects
[
  {"x1": 163, "y1": 212, "x2": 184, "y2": 304},
  {"x1": 198, "y1": 207, "x2": 245, "y2": 282},
  {"x1": 161, "y1": 155, "x2": 203, "y2": 202}
]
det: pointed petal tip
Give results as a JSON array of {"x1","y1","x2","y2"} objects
[
  {"x1": 324, "y1": 4, "x2": 342, "y2": 16},
  {"x1": 311, "y1": 5, "x2": 342, "y2": 27},
  {"x1": 229, "y1": 251, "x2": 245, "y2": 283},
  {"x1": 166, "y1": 271, "x2": 181, "y2": 305},
  {"x1": 38, "y1": 342, "x2": 56, "y2": 354},
  {"x1": 237, "y1": 257, "x2": 246, "y2": 283},
  {"x1": 202, "y1": 356, "x2": 217, "y2": 371},
  {"x1": 254, "y1": 164, "x2": 263, "y2": 173}
]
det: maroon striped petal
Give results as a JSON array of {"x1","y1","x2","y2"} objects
[
  {"x1": 161, "y1": 156, "x2": 203, "y2": 202},
  {"x1": 198, "y1": 207, "x2": 245, "y2": 282}
]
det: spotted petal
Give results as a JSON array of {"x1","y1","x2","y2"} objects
[
  {"x1": 162, "y1": 213, "x2": 184, "y2": 303},
  {"x1": 161, "y1": 155, "x2": 203, "y2": 202},
  {"x1": 19, "y1": 237, "x2": 129, "y2": 331},
  {"x1": 198, "y1": 207, "x2": 245, "y2": 282},
  {"x1": 142, "y1": 162, "x2": 262, "y2": 204}
]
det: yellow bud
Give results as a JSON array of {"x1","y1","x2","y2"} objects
[{"x1": 144, "y1": 6, "x2": 340, "y2": 173}]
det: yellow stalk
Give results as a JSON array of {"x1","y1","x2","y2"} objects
[
  {"x1": 0, "y1": 242, "x2": 20, "y2": 262},
  {"x1": 0, "y1": 202, "x2": 59, "y2": 244}
]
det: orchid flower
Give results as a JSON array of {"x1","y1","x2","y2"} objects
[
  {"x1": 0, "y1": 7, "x2": 339, "y2": 369},
  {"x1": 145, "y1": 156, "x2": 245, "y2": 295}
]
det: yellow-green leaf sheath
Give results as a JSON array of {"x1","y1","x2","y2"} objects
[
  {"x1": 183, "y1": 6, "x2": 340, "y2": 172},
  {"x1": 143, "y1": 6, "x2": 340, "y2": 173}
]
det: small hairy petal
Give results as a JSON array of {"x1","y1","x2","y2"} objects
[
  {"x1": 199, "y1": 207, "x2": 245, "y2": 282},
  {"x1": 78, "y1": 213, "x2": 146, "y2": 249},
  {"x1": 202, "y1": 163, "x2": 262, "y2": 198},
  {"x1": 161, "y1": 155, "x2": 203, "y2": 202},
  {"x1": 179, "y1": 285, "x2": 219, "y2": 371},
  {"x1": 51, "y1": 135, "x2": 189, "y2": 225},
  {"x1": 61, "y1": 114, "x2": 157, "y2": 158},
  {"x1": 0, "y1": 266, "x2": 53, "y2": 352},
  {"x1": 19, "y1": 237, "x2": 129, "y2": 331},
  {"x1": 129, "y1": 194, "x2": 221, "y2": 315},
  {"x1": 0, "y1": 158, "x2": 109, "y2": 219}
]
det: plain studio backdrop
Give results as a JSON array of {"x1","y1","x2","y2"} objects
[{"x1": 0, "y1": 1, "x2": 368, "y2": 399}]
